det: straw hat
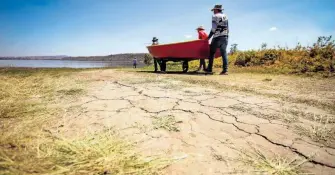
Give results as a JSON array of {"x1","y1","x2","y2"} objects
[
  {"x1": 196, "y1": 26, "x2": 205, "y2": 30},
  {"x1": 211, "y1": 4, "x2": 223, "y2": 11}
]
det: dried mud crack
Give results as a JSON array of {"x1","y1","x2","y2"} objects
[{"x1": 60, "y1": 71, "x2": 335, "y2": 175}]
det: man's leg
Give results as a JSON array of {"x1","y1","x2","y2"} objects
[
  {"x1": 196, "y1": 59, "x2": 201, "y2": 71},
  {"x1": 154, "y1": 59, "x2": 158, "y2": 72},
  {"x1": 219, "y1": 36, "x2": 229, "y2": 73},
  {"x1": 200, "y1": 59, "x2": 206, "y2": 70},
  {"x1": 161, "y1": 61, "x2": 166, "y2": 72},
  {"x1": 207, "y1": 38, "x2": 218, "y2": 72},
  {"x1": 196, "y1": 59, "x2": 203, "y2": 71},
  {"x1": 202, "y1": 59, "x2": 207, "y2": 70}
]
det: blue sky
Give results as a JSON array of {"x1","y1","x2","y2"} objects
[{"x1": 0, "y1": 0, "x2": 334, "y2": 56}]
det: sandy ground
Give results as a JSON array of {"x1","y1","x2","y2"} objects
[{"x1": 53, "y1": 70, "x2": 335, "y2": 174}]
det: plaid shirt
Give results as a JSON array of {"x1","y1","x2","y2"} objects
[{"x1": 211, "y1": 13, "x2": 229, "y2": 38}]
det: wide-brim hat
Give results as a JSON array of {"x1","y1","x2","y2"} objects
[
  {"x1": 211, "y1": 4, "x2": 223, "y2": 11},
  {"x1": 196, "y1": 26, "x2": 205, "y2": 30},
  {"x1": 152, "y1": 37, "x2": 158, "y2": 42}
]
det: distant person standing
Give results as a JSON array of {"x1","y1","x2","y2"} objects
[
  {"x1": 206, "y1": 4, "x2": 229, "y2": 75},
  {"x1": 133, "y1": 58, "x2": 137, "y2": 68},
  {"x1": 195, "y1": 26, "x2": 208, "y2": 72}
]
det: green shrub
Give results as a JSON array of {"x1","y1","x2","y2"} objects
[
  {"x1": 234, "y1": 51, "x2": 256, "y2": 66},
  {"x1": 229, "y1": 36, "x2": 335, "y2": 74},
  {"x1": 144, "y1": 54, "x2": 154, "y2": 65}
]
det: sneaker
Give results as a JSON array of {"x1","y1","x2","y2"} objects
[{"x1": 220, "y1": 71, "x2": 228, "y2": 75}]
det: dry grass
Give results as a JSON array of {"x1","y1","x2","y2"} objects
[
  {"x1": 0, "y1": 68, "x2": 168, "y2": 175},
  {"x1": 229, "y1": 105, "x2": 287, "y2": 122},
  {"x1": 295, "y1": 115, "x2": 335, "y2": 145},
  {"x1": 152, "y1": 115, "x2": 182, "y2": 132},
  {"x1": 284, "y1": 109, "x2": 335, "y2": 124},
  {"x1": 159, "y1": 80, "x2": 188, "y2": 90},
  {"x1": 231, "y1": 144, "x2": 310, "y2": 175},
  {"x1": 124, "y1": 76, "x2": 187, "y2": 90},
  {"x1": 0, "y1": 128, "x2": 169, "y2": 175},
  {"x1": 123, "y1": 76, "x2": 163, "y2": 85},
  {"x1": 0, "y1": 69, "x2": 84, "y2": 119}
]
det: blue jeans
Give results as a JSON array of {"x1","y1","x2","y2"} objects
[{"x1": 207, "y1": 36, "x2": 228, "y2": 72}]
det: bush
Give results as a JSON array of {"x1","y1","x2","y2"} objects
[
  {"x1": 144, "y1": 54, "x2": 154, "y2": 65},
  {"x1": 251, "y1": 49, "x2": 281, "y2": 66},
  {"x1": 228, "y1": 36, "x2": 335, "y2": 74},
  {"x1": 234, "y1": 51, "x2": 256, "y2": 66}
]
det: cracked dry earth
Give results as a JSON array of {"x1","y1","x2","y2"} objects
[{"x1": 58, "y1": 70, "x2": 335, "y2": 175}]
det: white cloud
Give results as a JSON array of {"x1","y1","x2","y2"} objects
[
  {"x1": 184, "y1": 35, "x2": 192, "y2": 39},
  {"x1": 269, "y1": 27, "x2": 278, "y2": 31}
]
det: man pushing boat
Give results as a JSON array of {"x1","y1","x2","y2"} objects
[
  {"x1": 147, "y1": 6, "x2": 229, "y2": 74},
  {"x1": 205, "y1": 4, "x2": 229, "y2": 75}
]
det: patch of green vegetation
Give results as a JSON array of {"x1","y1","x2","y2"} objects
[
  {"x1": 57, "y1": 88, "x2": 84, "y2": 96},
  {"x1": 124, "y1": 77, "x2": 162, "y2": 84},
  {"x1": 152, "y1": 115, "x2": 182, "y2": 132},
  {"x1": 262, "y1": 78, "x2": 273, "y2": 82}
]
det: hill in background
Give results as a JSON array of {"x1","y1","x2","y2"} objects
[
  {"x1": 62, "y1": 53, "x2": 146, "y2": 62},
  {"x1": 0, "y1": 55, "x2": 68, "y2": 60},
  {"x1": 0, "y1": 53, "x2": 146, "y2": 62}
]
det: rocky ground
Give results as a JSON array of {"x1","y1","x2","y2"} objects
[{"x1": 52, "y1": 69, "x2": 335, "y2": 174}]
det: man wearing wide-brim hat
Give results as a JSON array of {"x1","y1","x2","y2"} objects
[
  {"x1": 205, "y1": 4, "x2": 229, "y2": 75},
  {"x1": 152, "y1": 37, "x2": 159, "y2": 44}
]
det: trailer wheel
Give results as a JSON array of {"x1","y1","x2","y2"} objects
[{"x1": 182, "y1": 61, "x2": 189, "y2": 73}]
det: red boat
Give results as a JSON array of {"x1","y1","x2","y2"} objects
[{"x1": 146, "y1": 39, "x2": 221, "y2": 73}]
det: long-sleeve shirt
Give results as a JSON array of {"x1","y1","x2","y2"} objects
[
  {"x1": 210, "y1": 13, "x2": 229, "y2": 38},
  {"x1": 198, "y1": 30, "x2": 208, "y2": 40}
]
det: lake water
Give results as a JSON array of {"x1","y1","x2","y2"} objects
[{"x1": 0, "y1": 60, "x2": 143, "y2": 68}]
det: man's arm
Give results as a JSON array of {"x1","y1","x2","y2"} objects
[
  {"x1": 207, "y1": 15, "x2": 217, "y2": 40},
  {"x1": 207, "y1": 31, "x2": 214, "y2": 40}
]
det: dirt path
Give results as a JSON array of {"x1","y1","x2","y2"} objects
[{"x1": 55, "y1": 70, "x2": 335, "y2": 174}]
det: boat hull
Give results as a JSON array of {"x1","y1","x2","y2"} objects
[{"x1": 147, "y1": 40, "x2": 221, "y2": 60}]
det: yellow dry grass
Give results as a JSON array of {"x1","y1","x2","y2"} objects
[
  {"x1": 228, "y1": 144, "x2": 311, "y2": 175},
  {"x1": 0, "y1": 68, "x2": 168, "y2": 175}
]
